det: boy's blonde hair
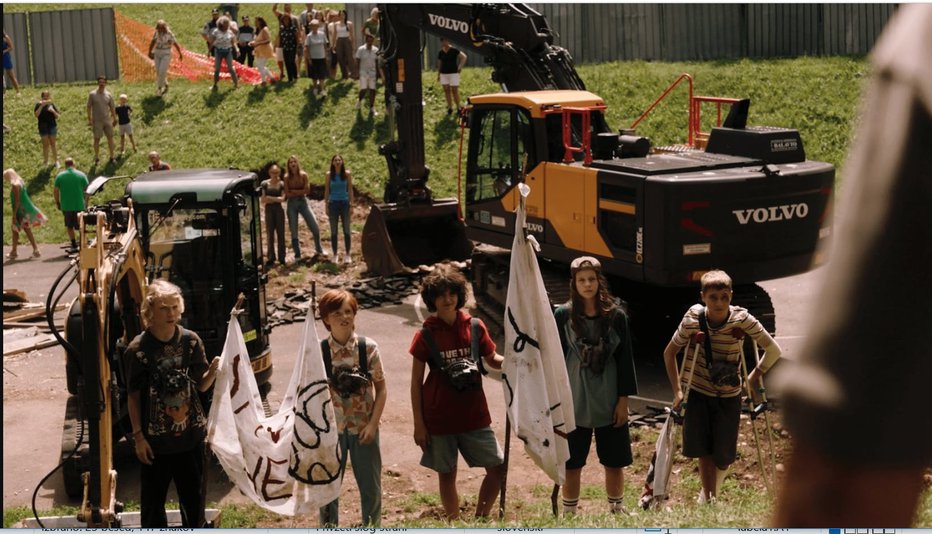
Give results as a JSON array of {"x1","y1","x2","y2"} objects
[
  {"x1": 119, "y1": 93, "x2": 128, "y2": 101},
  {"x1": 141, "y1": 279, "x2": 185, "y2": 324},
  {"x1": 700, "y1": 270, "x2": 733, "y2": 293}
]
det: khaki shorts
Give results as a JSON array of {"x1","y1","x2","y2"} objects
[
  {"x1": 358, "y1": 75, "x2": 376, "y2": 90},
  {"x1": 119, "y1": 123, "x2": 133, "y2": 135},
  {"x1": 93, "y1": 120, "x2": 114, "y2": 139}
]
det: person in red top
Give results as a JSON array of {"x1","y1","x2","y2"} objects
[{"x1": 409, "y1": 264, "x2": 504, "y2": 519}]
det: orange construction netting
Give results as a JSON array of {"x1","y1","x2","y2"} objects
[{"x1": 116, "y1": 10, "x2": 262, "y2": 85}]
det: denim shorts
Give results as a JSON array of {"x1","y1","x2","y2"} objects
[
  {"x1": 38, "y1": 122, "x2": 57, "y2": 137},
  {"x1": 420, "y1": 426, "x2": 504, "y2": 474}
]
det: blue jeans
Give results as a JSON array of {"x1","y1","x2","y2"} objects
[
  {"x1": 319, "y1": 430, "x2": 381, "y2": 527},
  {"x1": 213, "y1": 47, "x2": 238, "y2": 84},
  {"x1": 328, "y1": 200, "x2": 351, "y2": 256},
  {"x1": 286, "y1": 196, "x2": 322, "y2": 258}
]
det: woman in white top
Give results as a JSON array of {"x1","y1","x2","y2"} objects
[
  {"x1": 209, "y1": 16, "x2": 239, "y2": 90},
  {"x1": 328, "y1": 10, "x2": 355, "y2": 79},
  {"x1": 147, "y1": 20, "x2": 183, "y2": 96},
  {"x1": 249, "y1": 16, "x2": 275, "y2": 85}
]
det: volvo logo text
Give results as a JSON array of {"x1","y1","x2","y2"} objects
[
  {"x1": 428, "y1": 14, "x2": 469, "y2": 34},
  {"x1": 526, "y1": 222, "x2": 544, "y2": 233},
  {"x1": 732, "y1": 203, "x2": 809, "y2": 225}
]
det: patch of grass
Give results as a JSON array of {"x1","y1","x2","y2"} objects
[
  {"x1": 312, "y1": 261, "x2": 341, "y2": 275},
  {"x1": 215, "y1": 502, "x2": 277, "y2": 529},
  {"x1": 399, "y1": 491, "x2": 441, "y2": 514},
  {"x1": 3, "y1": 505, "x2": 79, "y2": 528}
]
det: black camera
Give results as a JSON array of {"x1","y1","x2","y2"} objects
[
  {"x1": 330, "y1": 366, "x2": 370, "y2": 398},
  {"x1": 708, "y1": 360, "x2": 740, "y2": 387},
  {"x1": 443, "y1": 359, "x2": 481, "y2": 391}
]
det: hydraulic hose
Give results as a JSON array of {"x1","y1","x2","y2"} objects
[
  {"x1": 35, "y1": 258, "x2": 83, "y2": 528},
  {"x1": 45, "y1": 258, "x2": 80, "y2": 358}
]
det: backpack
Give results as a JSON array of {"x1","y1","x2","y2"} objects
[
  {"x1": 420, "y1": 318, "x2": 486, "y2": 391},
  {"x1": 320, "y1": 336, "x2": 370, "y2": 397}
]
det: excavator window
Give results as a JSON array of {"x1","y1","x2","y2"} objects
[{"x1": 467, "y1": 107, "x2": 532, "y2": 202}]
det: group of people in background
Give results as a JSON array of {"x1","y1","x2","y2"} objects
[
  {"x1": 157, "y1": 3, "x2": 384, "y2": 103},
  {"x1": 259, "y1": 153, "x2": 355, "y2": 267}
]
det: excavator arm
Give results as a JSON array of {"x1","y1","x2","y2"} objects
[{"x1": 377, "y1": 3, "x2": 586, "y2": 203}]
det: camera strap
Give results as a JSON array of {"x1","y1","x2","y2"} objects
[
  {"x1": 697, "y1": 308, "x2": 716, "y2": 369},
  {"x1": 320, "y1": 335, "x2": 368, "y2": 378},
  {"x1": 420, "y1": 318, "x2": 484, "y2": 372},
  {"x1": 140, "y1": 327, "x2": 193, "y2": 379}
]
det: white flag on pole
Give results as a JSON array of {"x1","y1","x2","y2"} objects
[
  {"x1": 502, "y1": 183, "x2": 576, "y2": 485},
  {"x1": 207, "y1": 310, "x2": 342, "y2": 515}
]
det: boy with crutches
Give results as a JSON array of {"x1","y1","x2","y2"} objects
[{"x1": 662, "y1": 270, "x2": 782, "y2": 503}]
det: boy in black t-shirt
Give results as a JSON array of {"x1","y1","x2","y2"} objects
[
  {"x1": 115, "y1": 93, "x2": 137, "y2": 156},
  {"x1": 126, "y1": 280, "x2": 220, "y2": 527}
]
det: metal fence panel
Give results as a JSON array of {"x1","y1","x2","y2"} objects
[
  {"x1": 350, "y1": 4, "x2": 893, "y2": 68},
  {"x1": 2, "y1": 12, "x2": 32, "y2": 87},
  {"x1": 29, "y1": 8, "x2": 118, "y2": 85}
]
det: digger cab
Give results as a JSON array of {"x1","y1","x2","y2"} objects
[{"x1": 126, "y1": 168, "x2": 272, "y2": 384}]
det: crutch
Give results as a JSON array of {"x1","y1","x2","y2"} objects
[
  {"x1": 639, "y1": 335, "x2": 702, "y2": 509},
  {"x1": 736, "y1": 334, "x2": 774, "y2": 495},
  {"x1": 749, "y1": 339, "x2": 777, "y2": 481}
]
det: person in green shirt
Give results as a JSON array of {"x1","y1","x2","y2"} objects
[{"x1": 53, "y1": 157, "x2": 89, "y2": 253}]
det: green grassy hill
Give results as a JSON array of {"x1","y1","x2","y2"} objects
[{"x1": 3, "y1": 5, "x2": 869, "y2": 246}]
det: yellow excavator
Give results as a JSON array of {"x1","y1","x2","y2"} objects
[{"x1": 363, "y1": 4, "x2": 833, "y2": 346}]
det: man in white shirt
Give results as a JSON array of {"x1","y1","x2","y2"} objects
[{"x1": 354, "y1": 34, "x2": 380, "y2": 115}]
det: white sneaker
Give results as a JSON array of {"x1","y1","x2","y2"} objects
[
  {"x1": 343, "y1": 255, "x2": 352, "y2": 265},
  {"x1": 370, "y1": 107, "x2": 378, "y2": 116},
  {"x1": 320, "y1": 89, "x2": 327, "y2": 97},
  {"x1": 355, "y1": 100, "x2": 361, "y2": 110}
]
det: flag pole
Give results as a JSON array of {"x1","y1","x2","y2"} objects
[{"x1": 499, "y1": 412, "x2": 511, "y2": 519}]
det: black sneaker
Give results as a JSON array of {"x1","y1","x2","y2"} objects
[{"x1": 447, "y1": 108, "x2": 452, "y2": 115}]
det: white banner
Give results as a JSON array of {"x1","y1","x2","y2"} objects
[
  {"x1": 502, "y1": 183, "x2": 576, "y2": 486},
  {"x1": 207, "y1": 311, "x2": 342, "y2": 515}
]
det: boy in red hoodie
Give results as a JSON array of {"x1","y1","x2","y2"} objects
[{"x1": 409, "y1": 264, "x2": 504, "y2": 519}]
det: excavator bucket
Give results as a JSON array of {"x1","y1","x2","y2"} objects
[{"x1": 362, "y1": 198, "x2": 473, "y2": 276}]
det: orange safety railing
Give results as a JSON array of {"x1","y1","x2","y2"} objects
[
  {"x1": 691, "y1": 95, "x2": 740, "y2": 147},
  {"x1": 629, "y1": 73, "x2": 738, "y2": 149},
  {"x1": 543, "y1": 104, "x2": 607, "y2": 166}
]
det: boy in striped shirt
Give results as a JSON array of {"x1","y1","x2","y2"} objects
[{"x1": 662, "y1": 270, "x2": 782, "y2": 503}]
